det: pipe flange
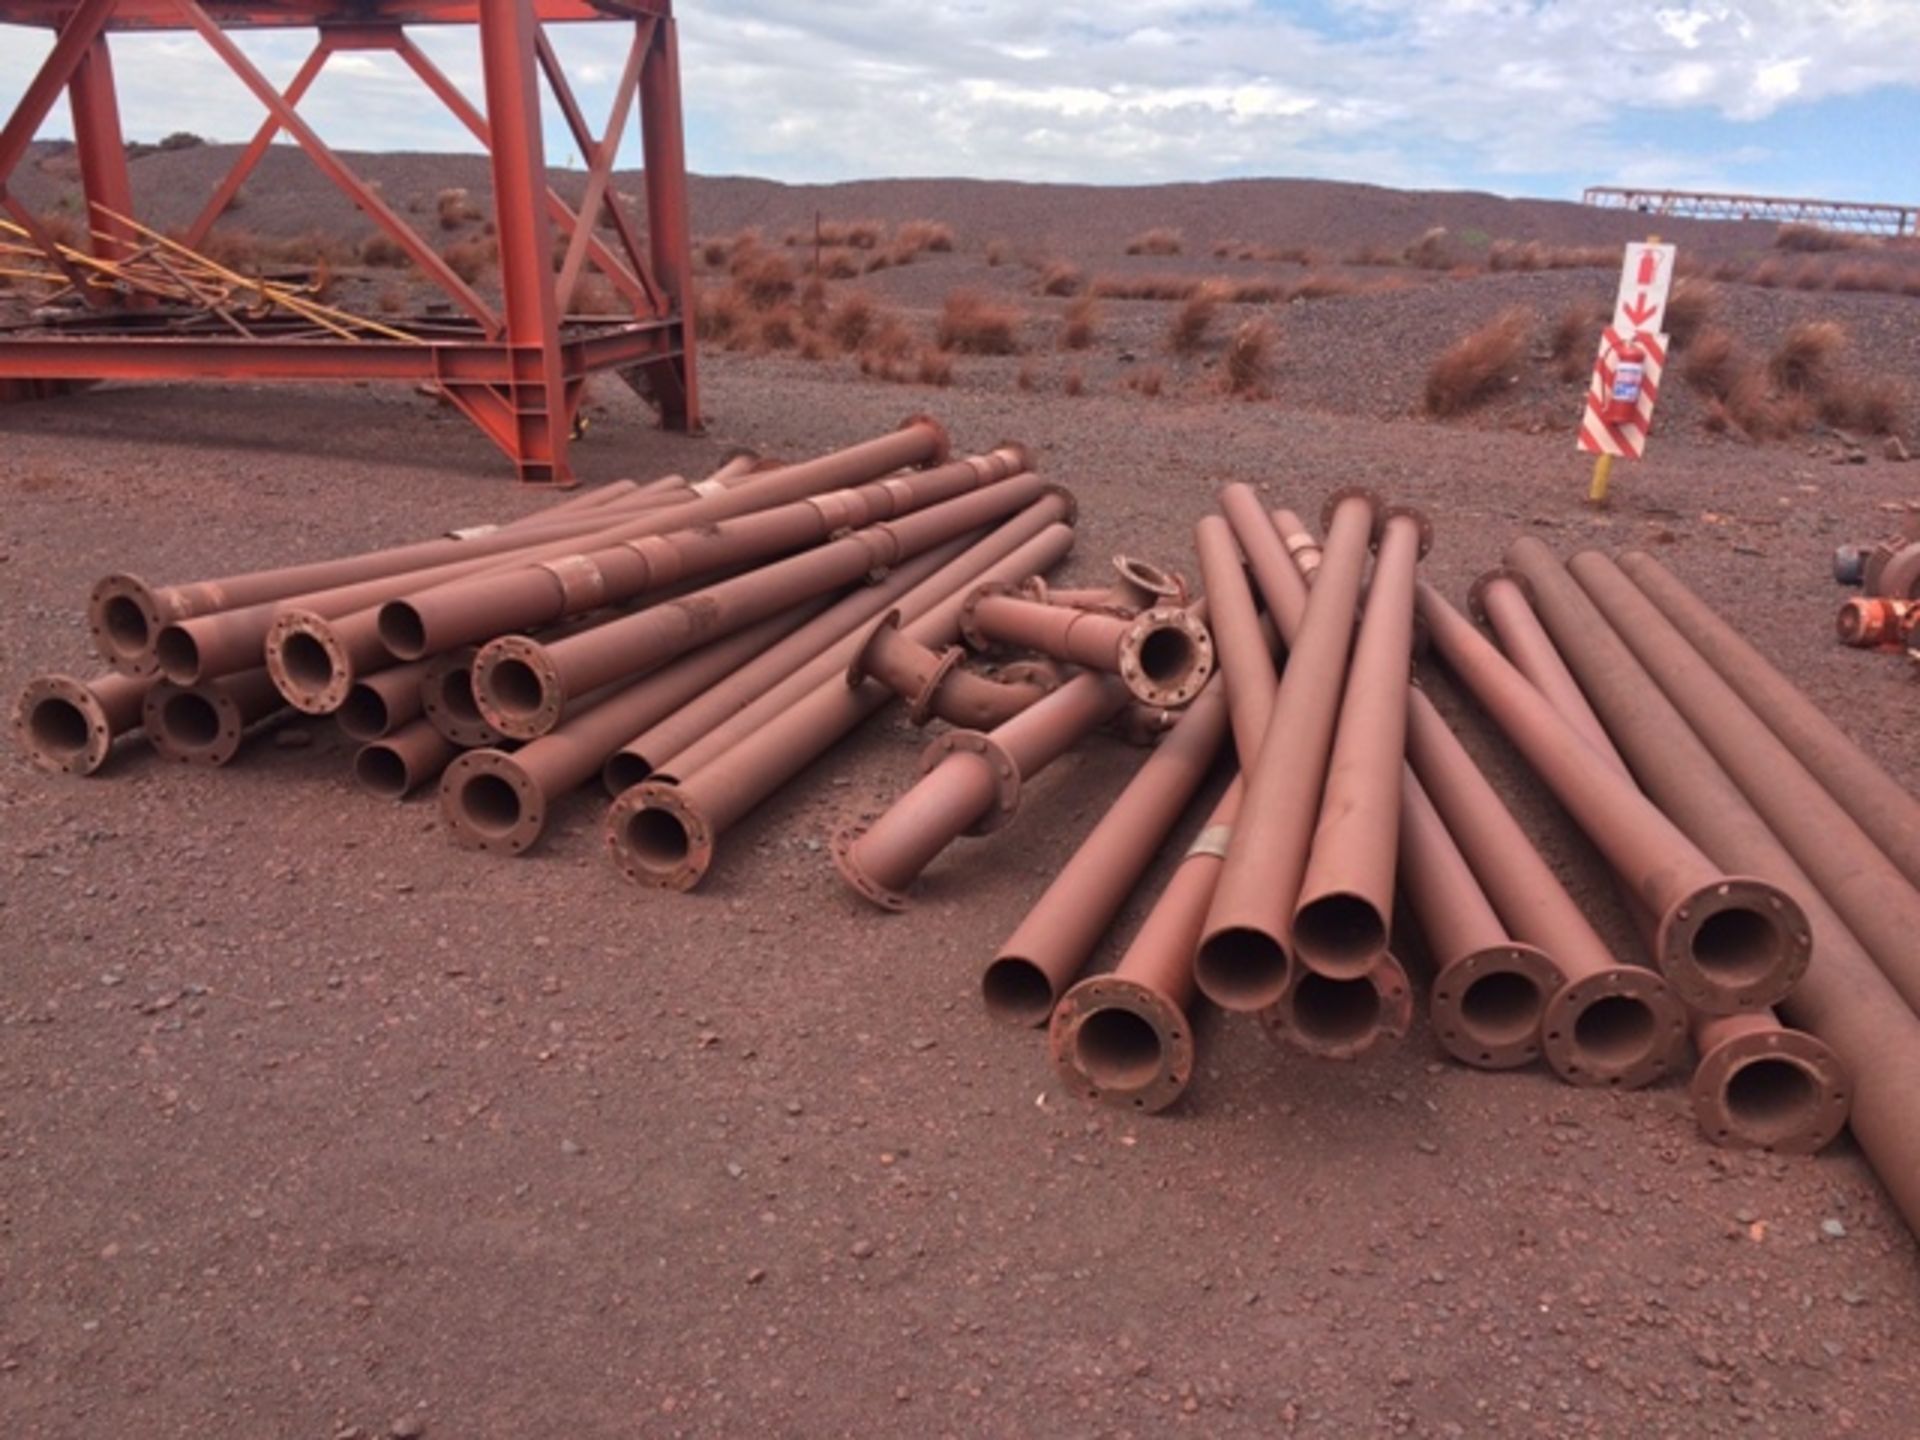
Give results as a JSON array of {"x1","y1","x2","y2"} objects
[
  {"x1": 87, "y1": 572, "x2": 165, "y2": 676},
  {"x1": 1048, "y1": 977, "x2": 1195, "y2": 1114},
  {"x1": 1467, "y1": 566, "x2": 1534, "y2": 626},
  {"x1": 996, "y1": 658, "x2": 1065, "y2": 694},
  {"x1": 1690, "y1": 1025, "x2": 1852, "y2": 1155},
  {"x1": 1428, "y1": 942, "x2": 1558, "y2": 1070},
  {"x1": 142, "y1": 680, "x2": 247, "y2": 767},
  {"x1": 957, "y1": 581, "x2": 1022, "y2": 652},
  {"x1": 906, "y1": 647, "x2": 969, "y2": 727},
  {"x1": 846, "y1": 609, "x2": 904, "y2": 688},
  {"x1": 1861, "y1": 539, "x2": 1900, "y2": 595},
  {"x1": 265, "y1": 610, "x2": 353, "y2": 715},
  {"x1": 472, "y1": 635, "x2": 564, "y2": 740},
  {"x1": 1655, "y1": 877, "x2": 1811, "y2": 1014},
  {"x1": 1039, "y1": 482, "x2": 1080, "y2": 525},
  {"x1": 1539, "y1": 964, "x2": 1687, "y2": 1089},
  {"x1": 898, "y1": 412, "x2": 953, "y2": 466},
  {"x1": 14, "y1": 675, "x2": 115, "y2": 776},
  {"x1": 420, "y1": 649, "x2": 506, "y2": 748},
  {"x1": 1875, "y1": 540, "x2": 1920, "y2": 600},
  {"x1": 1117, "y1": 605, "x2": 1214, "y2": 708},
  {"x1": 605, "y1": 781, "x2": 715, "y2": 891},
  {"x1": 916, "y1": 728, "x2": 1021, "y2": 835},
  {"x1": 1382, "y1": 504, "x2": 1435, "y2": 558},
  {"x1": 1260, "y1": 952, "x2": 1413, "y2": 1061},
  {"x1": 1112, "y1": 554, "x2": 1188, "y2": 606},
  {"x1": 1113, "y1": 703, "x2": 1177, "y2": 747},
  {"x1": 440, "y1": 749, "x2": 547, "y2": 855},
  {"x1": 829, "y1": 822, "x2": 910, "y2": 912},
  {"x1": 1319, "y1": 486, "x2": 1384, "y2": 542}
]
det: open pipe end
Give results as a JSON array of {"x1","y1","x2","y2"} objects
[
  {"x1": 1540, "y1": 965, "x2": 1687, "y2": 1089},
  {"x1": 265, "y1": 611, "x2": 353, "y2": 715},
  {"x1": 142, "y1": 681, "x2": 245, "y2": 767},
  {"x1": 601, "y1": 748, "x2": 652, "y2": 797},
  {"x1": 354, "y1": 740, "x2": 415, "y2": 799},
  {"x1": 1691, "y1": 1027, "x2": 1851, "y2": 1154},
  {"x1": 829, "y1": 823, "x2": 909, "y2": 912},
  {"x1": 87, "y1": 573, "x2": 165, "y2": 676},
  {"x1": 606, "y1": 781, "x2": 715, "y2": 891},
  {"x1": 1466, "y1": 566, "x2": 1534, "y2": 626},
  {"x1": 420, "y1": 648, "x2": 504, "y2": 747},
  {"x1": 336, "y1": 682, "x2": 394, "y2": 742},
  {"x1": 1117, "y1": 606, "x2": 1215, "y2": 708},
  {"x1": 1656, "y1": 877, "x2": 1811, "y2": 1015},
  {"x1": 1048, "y1": 976, "x2": 1195, "y2": 1114},
  {"x1": 377, "y1": 600, "x2": 432, "y2": 661},
  {"x1": 1429, "y1": 943, "x2": 1558, "y2": 1070},
  {"x1": 1262, "y1": 953, "x2": 1413, "y2": 1061},
  {"x1": 472, "y1": 636, "x2": 565, "y2": 741},
  {"x1": 980, "y1": 954, "x2": 1061, "y2": 1028},
  {"x1": 440, "y1": 749, "x2": 547, "y2": 855},
  {"x1": 1319, "y1": 485, "x2": 1383, "y2": 541},
  {"x1": 152, "y1": 623, "x2": 205, "y2": 686},
  {"x1": 1112, "y1": 554, "x2": 1187, "y2": 608},
  {"x1": 898, "y1": 412, "x2": 953, "y2": 466},
  {"x1": 1194, "y1": 925, "x2": 1293, "y2": 1013},
  {"x1": 14, "y1": 676, "x2": 117, "y2": 776},
  {"x1": 1289, "y1": 891, "x2": 1390, "y2": 981}
]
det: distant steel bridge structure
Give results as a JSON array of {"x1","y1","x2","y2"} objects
[{"x1": 1583, "y1": 186, "x2": 1917, "y2": 239}]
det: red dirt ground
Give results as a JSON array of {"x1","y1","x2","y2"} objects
[{"x1": 3, "y1": 159, "x2": 1919, "y2": 1438}]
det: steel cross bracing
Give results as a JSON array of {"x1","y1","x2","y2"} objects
[
  {"x1": 0, "y1": 0, "x2": 699, "y2": 483},
  {"x1": 1583, "y1": 186, "x2": 1917, "y2": 239}
]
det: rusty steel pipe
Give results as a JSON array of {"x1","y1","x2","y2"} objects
[
  {"x1": 603, "y1": 534, "x2": 981, "y2": 792},
  {"x1": 1399, "y1": 769, "x2": 1557, "y2": 1069},
  {"x1": 1471, "y1": 569, "x2": 1616, "y2": 762},
  {"x1": 496, "y1": 478, "x2": 642, "y2": 530},
  {"x1": 13, "y1": 670, "x2": 149, "y2": 776},
  {"x1": 380, "y1": 446, "x2": 1028, "y2": 662},
  {"x1": 353, "y1": 718, "x2": 460, "y2": 800},
  {"x1": 1049, "y1": 778, "x2": 1238, "y2": 1112},
  {"x1": 438, "y1": 605, "x2": 825, "y2": 855},
  {"x1": 1194, "y1": 489, "x2": 1375, "y2": 1012},
  {"x1": 475, "y1": 474, "x2": 1052, "y2": 741},
  {"x1": 1688, "y1": 1010, "x2": 1852, "y2": 1154},
  {"x1": 959, "y1": 587, "x2": 1215, "y2": 708},
  {"x1": 1558, "y1": 548, "x2": 1920, "y2": 1013},
  {"x1": 1262, "y1": 952, "x2": 1414, "y2": 1061},
  {"x1": 1193, "y1": 515, "x2": 1279, "y2": 769},
  {"x1": 831, "y1": 671, "x2": 1131, "y2": 910},
  {"x1": 142, "y1": 667, "x2": 284, "y2": 767},
  {"x1": 1025, "y1": 555, "x2": 1188, "y2": 613},
  {"x1": 643, "y1": 496, "x2": 1075, "y2": 787},
  {"x1": 982, "y1": 678, "x2": 1231, "y2": 1024},
  {"x1": 1404, "y1": 688, "x2": 1688, "y2": 1087},
  {"x1": 1290, "y1": 508, "x2": 1428, "y2": 979},
  {"x1": 1419, "y1": 581, "x2": 1811, "y2": 1016},
  {"x1": 420, "y1": 645, "x2": 503, "y2": 747},
  {"x1": 848, "y1": 615, "x2": 1051, "y2": 728},
  {"x1": 607, "y1": 516, "x2": 1077, "y2": 892},
  {"x1": 1617, "y1": 550, "x2": 1920, "y2": 889},
  {"x1": 337, "y1": 659, "x2": 431, "y2": 742}
]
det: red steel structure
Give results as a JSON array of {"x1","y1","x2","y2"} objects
[
  {"x1": 0, "y1": 0, "x2": 699, "y2": 482},
  {"x1": 1583, "y1": 185, "x2": 1917, "y2": 238}
]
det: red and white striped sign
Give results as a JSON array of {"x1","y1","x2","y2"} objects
[{"x1": 1577, "y1": 325, "x2": 1667, "y2": 459}]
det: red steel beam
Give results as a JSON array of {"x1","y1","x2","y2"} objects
[
  {"x1": 636, "y1": 10, "x2": 696, "y2": 429},
  {"x1": 1, "y1": 1, "x2": 670, "y2": 29},
  {"x1": 551, "y1": 26, "x2": 645, "y2": 315},
  {"x1": 181, "y1": 40, "x2": 332, "y2": 249},
  {"x1": 65, "y1": 36, "x2": 138, "y2": 265}
]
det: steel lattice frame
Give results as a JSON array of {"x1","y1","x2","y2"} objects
[
  {"x1": 0, "y1": 0, "x2": 700, "y2": 483},
  {"x1": 1583, "y1": 186, "x2": 1917, "y2": 239}
]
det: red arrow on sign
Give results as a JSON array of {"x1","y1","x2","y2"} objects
[
  {"x1": 1637, "y1": 251, "x2": 1659, "y2": 285},
  {"x1": 1621, "y1": 292, "x2": 1658, "y2": 326}
]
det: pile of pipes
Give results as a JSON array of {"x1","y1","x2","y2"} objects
[{"x1": 1833, "y1": 503, "x2": 1920, "y2": 664}]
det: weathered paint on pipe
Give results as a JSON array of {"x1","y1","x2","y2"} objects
[
  {"x1": 1290, "y1": 508, "x2": 1427, "y2": 979},
  {"x1": 960, "y1": 586, "x2": 1215, "y2": 708},
  {"x1": 13, "y1": 669, "x2": 148, "y2": 776},
  {"x1": 1418, "y1": 581, "x2": 1811, "y2": 1017},
  {"x1": 337, "y1": 659, "x2": 432, "y2": 742},
  {"x1": 1618, "y1": 549, "x2": 1920, "y2": 890},
  {"x1": 1192, "y1": 514, "x2": 1278, "y2": 769},
  {"x1": 1261, "y1": 952, "x2": 1414, "y2": 1061},
  {"x1": 1688, "y1": 1010, "x2": 1851, "y2": 1154},
  {"x1": 848, "y1": 613, "x2": 1051, "y2": 728},
  {"x1": 420, "y1": 645, "x2": 504, "y2": 747},
  {"x1": 354, "y1": 718, "x2": 459, "y2": 800},
  {"x1": 982, "y1": 678, "x2": 1231, "y2": 1025},
  {"x1": 142, "y1": 666, "x2": 284, "y2": 767}
]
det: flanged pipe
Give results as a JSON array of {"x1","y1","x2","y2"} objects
[
  {"x1": 984, "y1": 678, "x2": 1231, "y2": 1025},
  {"x1": 142, "y1": 668, "x2": 285, "y2": 766},
  {"x1": 1688, "y1": 1011, "x2": 1850, "y2": 1153},
  {"x1": 1290, "y1": 506, "x2": 1429, "y2": 979},
  {"x1": 420, "y1": 646, "x2": 505, "y2": 747},
  {"x1": 959, "y1": 585, "x2": 1215, "y2": 708},
  {"x1": 337, "y1": 659, "x2": 431, "y2": 742},
  {"x1": 354, "y1": 719, "x2": 459, "y2": 800},
  {"x1": 1261, "y1": 952, "x2": 1414, "y2": 1061},
  {"x1": 1026, "y1": 554, "x2": 1188, "y2": 613},
  {"x1": 1617, "y1": 549, "x2": 1920, "y2": 889},
  {"x1": 13, "y1": 670, "x2": 149, "y2": 776},
  {"x1": 1418, "y1": 581, "x2": 1811, "y2": 1017},
  {"x1": 831, "y1": 671, "x2": 1130, "y2": 911},
  {"x1": 849, "y1": 612, "x2": 1052, "y2": 728}
]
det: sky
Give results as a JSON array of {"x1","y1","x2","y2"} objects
[{"x1": 2, "y1": 2, "x2": 1916, "y2": 204}]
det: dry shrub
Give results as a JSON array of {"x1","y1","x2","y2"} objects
[
  {"x1": 1681, "y1": 326, "x2": 1741, "y2": 399},
  {"x1": 1274, "y1": 245, "x2": 1318, "y2": 266},
  {"x1": 1748, "y1": 257, "x2": 1789, "y2": 289},
  {"x1": 1059, "y1": 294, "x2": 1099, "y2": 351},
  {"x1": 857, "y1": 314, "x2": 916, "y2": 377},
  {"x1": 361, "y1": 232, "x2": 410, "y2": 268},
  {"x1": 1125, "y1": 227, "x2": 1183, "y2": 256},
  {"x1": 1830, "y1": 260, "x2": 1895, "y2": 293},
  {"x1": 197, "y1": 227, "x2": 260, "y2": 269},
  {"x1": 1167, "y1": 290, "x2": 1218, "y2": 354},
  {"x1": 1725, "y1": 368, "x2": 1812, "y2": 440},
  {"x1": 1227, "y1": 279, "x2": 1289, "y2": 304},
  {"x1": 1036, "y1": 260, "x2": 1083, "y2": 297},
  {"x1": 826, "y1": 291, "x2": 879, "y2": 350},
  {"x1": 1124, "y1": 366, "x2": 1165, "y2": 397},
  {"x1": 696, "y1": 283, "x2": 748, "y2": 343},
  {"x1": 914, "y1": 348, "x2": 955, "y2": 386},
  {"x1": 698, "y1": 237, "x2": 729, "y2": 268},
  {"x1": 1404, "y1": 226, "x2": 1454, "y2": 270},
  {"x1": 756, "y1": 305, "x2": 800, "y2": 351},
  {"x1": 1288, "y1": 272, "x2": 1361, "y2": 301},
  {"x1": 1775, "y1": 223, "x2": 1865, "y2": 253},
  {"x1": 985, "y1": 238, "x2": 1008, "y2": 267},
  {"x1": 936, "y1": 289, "x2": 1023, "y2": 354},
  {"x1": 1423, "y1": 306, "x2": 1532, "y2": 417},
  {"x1": 895, "y1": 219, "x2": 955, "y2": 255},
  {"x1": 441, "y1": 235, "x2": 497, "y2": 284},
  {"x1": 262, "y1": 230, "x2": 349, "y2": 268},
  {"x1": 1549, "y1": 302, "x2": 1603, "y2": 382},
  {"x1": 814, "y1": 248, "x2": 861, "y2": 280},
  {"x1": 1211, "y1": 240, "x2": 1236, "y2": 259},
  {"x1": 797, "y1": 329, "x2": 833, "y2": 362},
  {"x1": 1223, "y1": 319, "x2": 1275, "y2": 397},
  {"x1": 1089, "y1": 274, "x2": 1204, "y2": 301},
  {"x1": 437, "y1": 187, "x2": 482, "y2": 231},
  {"x1": 1487, "y1": 239, "x2": 1546, "y2": 273},
  {"x1": 731, "y1": 248, "x2": 795, "y2": 308},
  {"x1": 376, "y1": 283, "x2": 407, "y2": 315},
  {"x1": 1769, "y1": 320, "x2": 1846, "y2": 393},
  {"x1": 1346, "y1": 242, "x2": 1402, "y2": 267},
  {"x1": 564, "y1": 273, "x2": 615, "y2": 316},
  {"x1": 1016, "y1": 360, "x2": 1037, "y2": 392},
  {"x1": 1063, "y1": 367, "x2": 1085, "y2": 396},
  {"x1": 1822, "y1": 375, "x2": 1905, "y2": 436},
  {"x1": 1663, "y1": 279, "x2": 1718, "y2": 349},
  {"x1": 1789, "y1": 260, "x2": 1828, "y2": 292}
]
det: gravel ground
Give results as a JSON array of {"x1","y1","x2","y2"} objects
[{"x1": 3, "y1": 353, "x2": 1917, "y2": 1439}]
